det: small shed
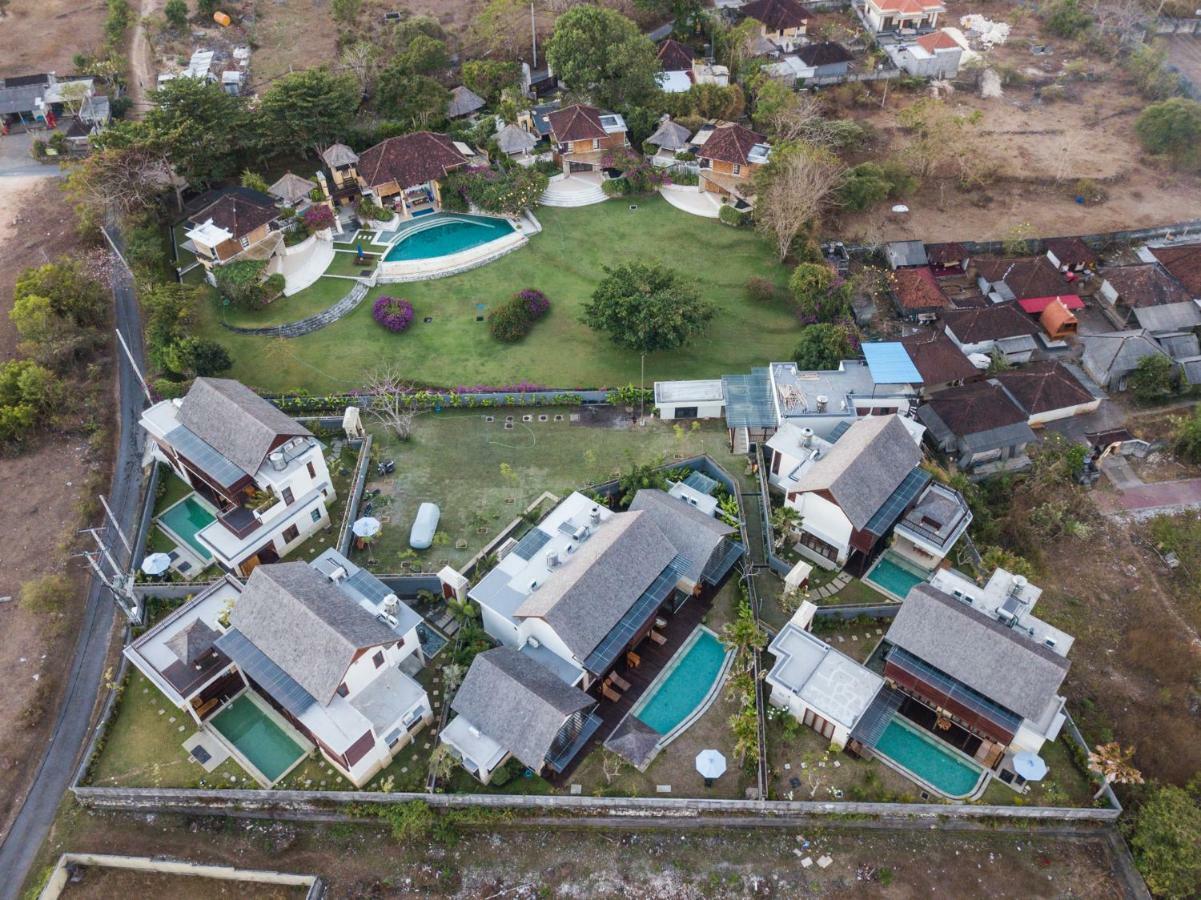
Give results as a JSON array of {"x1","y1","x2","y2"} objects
[
  {"x1": 1045, "y1": 237, "x2": 1098, "y2": 272},
  {"x1": 1039, "y1": 298, "x2": 1078, "y2": 341},
  {"x1": 653, "y1": 379, "x2": 725, "y2": 420},
  {"x1": 797, "y1": 41, "x2": 853, "y2": 78},
  {"x1": 495, "y1": 123, "x2": 538, "y2": 158},
  {"x1": 885, "y1": 240, "x2": 929, "y2": 269},
  {"x1": 446, "y1": 85, "x2": 486, "y2": 119},
  {"x1": 646, "y1": 117, "x2": 693, "y2": 154},
  {"x1": 925, "y1": 242, "x2": 969, "y2": 273}
]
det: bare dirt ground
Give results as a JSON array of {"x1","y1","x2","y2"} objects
[
  {"x1": 0, "y1": 0, "x2": 108, "y2": 78},
  {"x1": 31, "y1": 806, "x2": 1129, "y2": 899},
  {"x1": 61, "y1": 867, "x2": 306, "y2": 899},
  {"x1": 0, "y1": 177, "x2": 97, "y2": 840},
  {"x1": 1158, "y1": 35, "x2": 1201, "y2": 93}
]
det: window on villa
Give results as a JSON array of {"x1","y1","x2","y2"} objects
[
  {"x1": 336, "y1": 683, "x2": 349, "y2": 698},
  {"x1": 239, "y1": 236, "x2": 250, "y2": 249},
  {"x1": 733, "y1": 164, "x2": 741, "y2": 175},
  {"x1": 310, "y1": 508, "x2": 322, "y2": 523},
  {"x1": 373, "y1": 650, "x2": 385, "y2": 668},
  {"x1": 592, "y1": 138, "x2": 600, "y2": 150},
  {"x1": 282, "y1": 486, "x2": 295, "y2": 505},
  {"x1": 675, "y1": 406, "x2": 698, "y2": 419},
  {"x1": 307, "y1": 461, "x2": 316, "y2": 479},
  {"x1": 282, "y1": 524, "x2": 300, "y2": 543}
]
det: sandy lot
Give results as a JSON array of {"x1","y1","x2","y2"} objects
[
  {"x1": 0, "y1": 176, "x2": 97, "y2": 839},
  {"x1": 0, "y1": 0, "x2": 108, "y2": 78}
]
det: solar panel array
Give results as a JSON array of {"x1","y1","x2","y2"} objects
[
  {"x1": 721, "y1": 368, "x2": 777, "y2": 429},
  {"x1": 701, "y1": 539, "x2": 745, "y2": 586},
  {"x1": 215, "y1": 628, "x2": 317, "y2": 717},
  {"x1": 344, "y1": 569, "x2": 393, "y2": 607},
  {"x1": 886, "y1": 645, "x2": 1023, "y2": 735},
  {"x1": 583, "y1": 554, "x2": 690, "y2": 675},
  {"x1": 863, "y1": 467, "x2": 932, "y2": 537},
  {"x1": 510, "y1": 528, "x2": 551, "y2": 561},
  {"x1": 828, "y1": 420, "x2": 852, "y2": 443},
  {"x1": 682, "y1": 470, "x2": 719, "y2": 496},
  {"x1": 166, "y1": 426, "x2": 247, "y2": 487}
]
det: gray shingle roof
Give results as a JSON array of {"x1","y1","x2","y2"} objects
[
  {"x1": 268, "y1": 172, "x2": 317, "y2": 204},
  {"x1": 166, "y1": 619, "x2": 220, "y2": 666},
  {"x1": 177, "y1": 378, "x2": 311, "y2": 476},
  {"x1": 450, "y1": 647, "x2": 594, "y2": 771},
  {"x1": 792, "y1": 415, "x2": 922, "y2": 530},
  {"x1": 495, "y1": 123, "x2": 538, "y2": 155},
  {"x1": 886, "y1": 584, "x2": 1069, "y2": 721},
  {"x1": 646, "y1": 118, "x2": 692, "y2": 152},
  {"x1": 514, "y1": 511, "x2": 678, "y2": 661},
  {"x1": 447, "y1": 85, "x2": 486, "y2": 118},
  {"x1": 230, "y1": 563, "x2": 398, "y2": 705},
  {"x1": 1080, "y1": 330, "x2": 1168, "y2": 388},
  {"x1": 628, "y1": 489, "x2": 733, "y2": 584},
  {"x1": 1132, "y1": 301, "x2": 1201, "y2": 333}
]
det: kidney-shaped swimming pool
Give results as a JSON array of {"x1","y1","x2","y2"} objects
[{"x1": 383, "y1": 214, "x2": 515, "y2": 262}]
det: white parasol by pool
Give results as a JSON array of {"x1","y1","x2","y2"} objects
[
  {"x1": 1012, "y1": 751, "x2": 1048, "y2": 782},
  {"x1": 141, "y1": 553, "x2": 172, "y2": 576},
  {"x1": 352, "y1": 516, "x2": 382, "y2": 539},
  {"x1": 695, "y1": 749, "x2": 727, "y2": 780}
]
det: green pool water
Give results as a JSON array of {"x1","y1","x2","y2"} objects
[
  {"x1": 632, "y1": 629, "x2": 728, "y2": 736},
  {"x1": 874, "y1": 716, "x2": 983, "y2": 798},
  {"x1": 865, "y1": 555, "x2": 926, "y2": 600},
  {"x1": 211, "y1": 694, "x2": 305, "y2": 783},
  {"x1": 383, "y1": 214, "x2": 515, "y2": 262},
  {"x1": 158, "y1": 496, "x2": 216, "y2": 561}
]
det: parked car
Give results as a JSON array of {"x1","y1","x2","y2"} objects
[{"x1": 410, "y1": 502, "x2": 440, "y2": 550}]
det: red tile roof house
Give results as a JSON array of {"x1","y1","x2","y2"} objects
[
  {"x1": 1044, "y1": 236, "x2": 1098, "y2": 272},
  {"x1": 941, "y1": 302, "x2": 1043, "y2": 364},
  {"x1": 891, "y1": 29, "x2": 963, "y2": 79},
  {"x1": 916, "y1": 380, "x2": 1037, "y2": 474},
  {"x1": 546, "y1": 103, "x2": 629, "y2": 174},
  {"x1": 656, "y1": 38, "x2": 695, "y2": 73},
  {"x1": 696, "y1": 122, "x2": 772, "y2": 207},
  {"x1": 975, "y1": 256, "x2": 1071, "y2": 302},
  {"x1": 1148, "y1": 243, "x2": 1201, "y2": 297},
  {"x1": 900, "y1": 329, "x2": 981, "y2": 394},
  {"x1": 862, "y1": 0, "x2": 946, "y2": 34},
  {"x1": 183, "y1": 187, "x2": 284, "y2": 281},
  {"x1": 994, "y1": 360, "x2": 1102, "y2": 426},
  {"x1": 352, "y1": 131, "x2": 473, "y2": 219},
  {"x1": 925, "y1": 241, "x2": 970, "y2": 274},
  {"x1": 1097, "y1": 263, "x2": 1192, "y2": 327},
  {"x1": 739, "y1": 0, "x2": 810, "y2": 52},
  {"x1": 890, "y1": 266, "x2": 950, "y2": 321}
]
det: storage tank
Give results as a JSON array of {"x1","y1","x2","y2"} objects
[{"x1": 213, "y1": 11, "x2": 231, "y2": 26}]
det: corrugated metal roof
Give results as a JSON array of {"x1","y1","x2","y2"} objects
[{"x1": 862, "y1": 342, "x2": 922, "y2": 385}]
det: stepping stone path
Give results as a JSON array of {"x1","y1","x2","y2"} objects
[
  {"x1": 811, "y1": 572, "x2": 853, "y2": 600},
  {"x1": 221, "y1": 282, "x2": 371, "y2": 338}
]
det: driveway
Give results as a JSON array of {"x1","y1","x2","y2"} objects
[
  {"x1": 1094, "y1": 477, "x2": 1201, "y2": 518},
  {"x1": 0, "y1": 131, "x2": 60, "y2": 178}
]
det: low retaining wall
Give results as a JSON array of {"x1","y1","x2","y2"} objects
[
  {"x1": 336, "y1": 435, "x2": 373, "y2": 556},
  {"x1": 38, "y1": 853, "x2": 322, "y2": 900},
  {"x1": 69, "y1": 784, "x2": 1120, "y2": 821}
]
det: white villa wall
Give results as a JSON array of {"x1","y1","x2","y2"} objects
[
  {"x1": 786, "y1": 493, "x2": 853, "y2": 567},
  {"x1": 340, "y1": 634, "x2": 416, "y2": 697},
  {"x1": 890, "y1": 533, "x2": 942, "y2": 572},
  {"x1": 1027, "y1": 398, "x2": 1101, "y2": 426},
  {"x1": 659, "y1": 399, "x2": 725, "y2": 420},
  {"x1": 767, "y1": 683, "x2": 852, "y2": 748},
  {"x1": 480, "y1": 604, "x2": 521, "y2": 647}
]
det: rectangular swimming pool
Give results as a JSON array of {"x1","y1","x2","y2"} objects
[
  {"x1": 865, "y1": 554, "x2": 927, "y2": 600},
  {"x1": 210, "y1": 694, "x2": 305, "y2": 783},
  {"x1": 631, "y1": 628, "x2": 729, "y2": 737},
  {"x1": 874, "y1": 715, "x2": 984, "y2": 799},
  {"x1": 158, "y1": 495, "x2": 216, "y2": 561}
]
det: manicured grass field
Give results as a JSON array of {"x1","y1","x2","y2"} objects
[
  {"x1": 217, "y1": 276, "x2": 353, "y2": 328},
  {"x1": 195, "y1": 197, "x2": 799, "y2": 393},
  {"x1": 324, "y1": 251, "x2": 379, "y2": 277}
]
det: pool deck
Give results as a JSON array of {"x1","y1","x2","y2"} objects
[{"x1": 549, "y1": 587, "x2": 714, "y2": 786}]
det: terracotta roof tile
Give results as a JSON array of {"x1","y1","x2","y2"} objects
[
  {"x1": 1149, "y1": 243, "x2": 1201, "y2": 296},
  {"x1": 901, "y1": 330, "x2": 979, "y2": 385},
  {"x1": 892, "y1": 266, "x2": 949, "y2": 310},
  {"x1": 741, "y1": 0, "x2": 810, "y2": 30},
  {"x1": 942, "y1": 302, "x2": 1042, "y2": 343},
  {"x1": 547, "y1": 103, "x2": 606, "y2": 143},
  {"x1": 187, "y1": 189, "x2": 278, "y2": 240},
  {"x1": 357, "y1": 132, "x2": 468, "y2": 191},
  {"x1": 916, "y1": 30, "x2": 959, "y2": 52},
  {"x1": 656, "y1": 39, "x2": 695, "y2": 71},
  {"x1": 994, "y1": 361, "x2": 1092, "y2": 415},
  {"x1": 921, "y1": 380, "x2": 1028, "y2": 436},
  {"x1": 975, "y1": 256, "x2": 1069, "y2": 300},
  {"x1": 1044, "y1": 236, "x2": 1097, "y2": 268},
  {"x1": 698, "y1": 122, "x2": 767, "y2": 166},
  {"x1": 1100, "y1": 264, "x2": 1192, "y2": 308}
]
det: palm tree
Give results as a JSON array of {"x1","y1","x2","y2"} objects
[
  {"x1": 441, "y1": 662, "x2": 467, "y2": 693},
  {"x1": 1087, "y1": 742, "x2": 1143, "y2": 800},
  {"x1": 771, "y1": 506, "x2": 801, "y2": 548},
  {"x1": 427, "y1": 744, "x2": 458, "y2": 792},
  {"x1": 446, "y1": 595, "x2": 479, "y2": 626}
]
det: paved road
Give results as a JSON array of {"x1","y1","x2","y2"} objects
[{"x1": 0, "y1": 224, "x2": 147, "y2": 898}]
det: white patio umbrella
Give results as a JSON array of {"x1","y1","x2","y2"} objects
[
  {"x1": 1013, "y1": 751, "x2": 1048, "y2": 782},
  {"x1": 141, "y1": 553, "x2": 172, "y2": 576},
  {"x1": 352, "y1": 516, "x2": 382, "y2": 539},
  {"x1": 891, "y1": 204, "x2": 910, "y2": 214},
  {"x1": 695, "y1": 749, "x2": 727, "y2": 780}
]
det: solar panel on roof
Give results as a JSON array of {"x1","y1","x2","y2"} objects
[
  {"x1": 828, "y1": 420, "x2": 852, "y2": 442},
  {"x1": 722, "y1": 368, "x2": 777, "y2": 429},
  {"x1": 215, "y1": 628, "x2": 317, "y2": 717},
  {"x1": 165, "y1": 425, "x2": 248, "y2": 486},
  {"x1": 583, "y1": 555, "x2": 690, "y2": 675},
  {"x1": 511, "y1": 528, "x2": 551, "y2": 561},
  {"x1": 864, "y1": 467, "x2": 932, "y2": 537},
  {"x1": 682, "y1": 471, "x2": 719, "y2": 495},
  {"x1": 343, "y1": 570, "x2": 393, "y2": 606}
]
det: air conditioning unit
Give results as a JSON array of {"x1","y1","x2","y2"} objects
[
  {"x1": 815, "y1": 395, "x2": 829, "y2": 412},
  {"x1": 382, "y1": 595, "x2": 400, "y2": 617},
  {"x1": 527, "y1": 637, "x2": 541, "y2": 649},
  {"x1": 327, "y1": 565, "x2": 348, "y2": 583},
  {"x1": 546, "y1": 550, "x2": 560, "y2": 568}
]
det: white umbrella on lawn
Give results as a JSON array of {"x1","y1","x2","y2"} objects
[
  {"x1": 352, "y1": 516, "x2": 382, "y2": 539},
  {"x1": 141, "y1": 553, "x2": 172, "y2": 576},
  {"x1": 695, "y1": 749, "x2": 727, "y2": 781},
  {"x1": 1013, "y1": 751, "x2": 1048, "y2": 782}
]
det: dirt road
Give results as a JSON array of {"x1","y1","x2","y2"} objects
[{"x1": 128, "y1": 0, "x2": 162, "y2": 117}]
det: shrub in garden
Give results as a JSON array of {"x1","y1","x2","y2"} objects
[
  {"x1": 488, "y1": 298, "x2": 532, "y2": 342},
  {"x1": 372, "y1": 295, "x2": 415, "y2": 333},
  {"x1": 302, "y1": 204, "x2": 335, "y2": 232},
  {"x1": 718, "y1": 204, "x2": 749, "y2": 227},
  {"x1": 745, "y1": 276, "x2": 777, "y2": 303},
  {"x1": 518, "y1": 288, "x2": 549, "y2": 319}
]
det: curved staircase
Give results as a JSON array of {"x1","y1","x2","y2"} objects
[{"x1": 539, "y1": 174, "x2": 608, "y2": 208}]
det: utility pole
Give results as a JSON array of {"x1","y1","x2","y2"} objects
[
  {"x1": 531, "y1": 2, "x2": 538, "y2": 69},
  {"x1": 115, "y1": 326, "x2": 153, "y2": 404},
  {"x1": 99, "y1": 493, "x2": 133, "y2": 556},
  {"x1": 78, "y1": 529, "x2": 140, "y2": 623},
  {"x1": 640, "y1": 352, "x2": 646, "y2": 422}
]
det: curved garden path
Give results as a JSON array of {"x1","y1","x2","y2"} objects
[{"x1": 221, "y1": 281, "x2": 370, "y2": 338}]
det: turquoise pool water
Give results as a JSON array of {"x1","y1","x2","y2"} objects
[
  {"x1": 211, "y1": 694, "x2": 305, "y2": 783},
  {"x1": 383, "y1": 215, "x2": 515, "y2": 262},
  {"x1": 632, "y1": 629, "x2": 728, "y2": 736},
  {"x1": 865, "y1": 555, "x2": 926, "y2": 600},
  {"x1": 158, "y1": 496, "x2": 216, "y2": 561},
  {"x1": 874, "y1": 716, "x2": 984, "y2": 798}
]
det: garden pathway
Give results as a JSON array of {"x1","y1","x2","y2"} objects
[{"x1": 220, "y1": 281, "x2": 370, "y2": 338}]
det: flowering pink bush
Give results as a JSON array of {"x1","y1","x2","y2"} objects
[
  {"x1": 302, "y1": 204, "x2": 335, "y2": 231},
  {"x1": 518, "y1": 289, "x2": 550, "y2": 319},
  {"x1": 372, "y1": 295, "x2": 415, "y2": 333}
]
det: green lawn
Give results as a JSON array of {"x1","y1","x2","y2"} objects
[
  {"x1": 325, "y1": 251, "x2": 379, "y2": 277},
  {"x1": 194, "y1": 197, "x2": 799, "y2": 393},
  {"x1": 350, "y1": 410, "x2": 752, "y2": 573},
  {"x1": 216, "y1": 276, "x2": 354, "y2": 328}
]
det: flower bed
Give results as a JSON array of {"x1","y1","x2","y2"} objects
[{"x1": 372, "y1": 295, "x2": 415, "y2": 332}]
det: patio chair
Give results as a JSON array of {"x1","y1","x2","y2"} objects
[
  {"x1": 602, "y1": 683, "x2": 621, "y2": 702},
  {"x1": 655, "y1": 616, "x2": 668, "y2": 630},
  {"x1": 609, "y1": 672, "x2": 631, "y2": 692},
  {"x1": 626, "y1": 650, "x2": 641, "y2": 669},
  {"x1": 649, "y1": 630, "x2": 667, "y2": 646}
]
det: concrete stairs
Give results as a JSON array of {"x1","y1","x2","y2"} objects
[{"x1": 539, "y1": 176, "x2": 608, "y2": 207}]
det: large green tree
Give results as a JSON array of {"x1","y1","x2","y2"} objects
[
  {"x1": 376, "y1": 70, "x2": 449, "y2": 129},
  {"x1": 545, "y1": 6, "x2": 659, "y2": 109},
  {"x1": 145, "y1": 78, "x2": 252, "y2": 184},
  {"x1": 635, "y1": 0, "x2": 708, "y2": 33},
  {"x1": 791, "y1": 323, "x2": 854, "y2": 370},
  {"x1": 461, "y1": 59, "x2": 521, "y2": 105},
  {"x1": 1136, "y1": 98, "x2": 1201, "y2": 169},
  {"x1": 582, "y1": 262, "x2": 714, "y2": 353},
  {"x1": 259, "y1": 68, "x2": 359, "y2": 157},
  {"x1": 1130, "y1": 784, "x2": 1201, "y2": 899}
]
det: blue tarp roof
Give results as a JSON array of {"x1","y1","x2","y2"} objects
[{"x1": 862, "y1": 343, "x2": 922, "y2": 385}]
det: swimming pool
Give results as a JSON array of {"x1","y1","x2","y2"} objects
[
  {"x1": 158, "y1": 495, "x2": 216, "y2": 561},
  {"x1": 210, "y1": 694, "x2": 306, "y2": 784},
  {"x1": 865, "y1": 554, "x2": 927, "y2": 600},
  {"x1": 873, "y1": 715, "x2": 985, "y2": 799},
  {"x1": 383, "y1": 214, "x2": 515, "y2": 262},
  {"x1": 631, "y1": 628, "x2": 729, "y2": 737}
]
